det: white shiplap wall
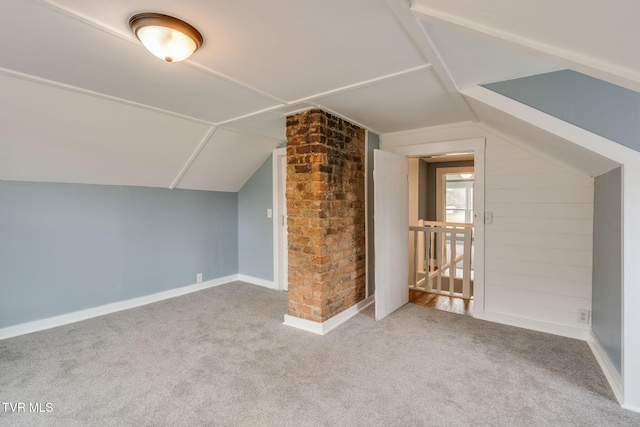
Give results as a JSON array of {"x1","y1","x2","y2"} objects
[
  {"x1": 484, "y1": 135, "x2": 593, "y2": 333},
  {"x1": 381, "y1": 122, "x2": 594, "y2": 337}
]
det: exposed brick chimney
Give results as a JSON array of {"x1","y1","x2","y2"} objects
[{"x1": 285, "y1": 109, "x2": 366, "y2": 322}]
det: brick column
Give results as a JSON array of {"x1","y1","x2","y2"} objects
[{"x1": 286, "y1": 109, "x2": 366, "y2": 322}]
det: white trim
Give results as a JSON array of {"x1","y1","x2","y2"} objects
[
  {"x1": 272, "y1": 147, "x2": 288, "y2": 291},
  {"x1": 214, "y1": 105, "x2": 288, "y2": 127},
  {"x1": 410, "y1": 3, "x2": 640, "y2": 94},
  {"x1": 38, "y1": 0, "x2": 288, "y2": 106},
  {"x1": 0, "y1": 66, "x2": 216, "y2": 127},
  {"x1": 622, "y1": 164, "x2": 640, "y2": 410},
  {"x1": 475, "y1": 121, "x2": 601, "y2": 179},
  {"x1": 382, "y1": 121, "x2": 478, "y2": 139},
  {"x1": 0, "y1": 66, "x2": 287, "y2": 144},
  {"x1": 622, "y1": 404, "x2": 640, "y2": 414},
  {"x1": 483, "y1": 311, "x2": 590, "y2": 341},
  {"x1": 394, "y1": 138, "x2": 486, "y2": 319},
  {"x1": 461, "y1": 86, "x2": 640, "y2": 168},
  {"x1": 365, "y1": 131, "x2": 370, "y2": 299},
  {"x1": 395, "y1": 137, "x2": 485, "y2": 157},
  {"x1": 170, "y1": 127, "x2": 217, "y2": 189},
  {"x1": 460, "y1": 85, "x2": 640, "y2": 411},
  {"x1": 283, "y1": 295, "x2": 375, "y2": 335},
  {"x1": 237, "y1": 274, "x2": 278, "y2": 290},
  {"x1": 283, "y1": 314, "x2": 325, "y2": 335},
  {"x1": 587, "y1": 332, "x2": 623, "y2": 405},
  {"x1": 385, "y1": 0, "x2": 477, "y2": 122},
  {"x1": 0, "y1": 275, "x2": 238, "y2": 341},
  {"x1": 290, "y1": 65, "x2": 433, "y2": 105}
]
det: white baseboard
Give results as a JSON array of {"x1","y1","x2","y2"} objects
[
  {"x1": 283, "y1": 294, "x2": 375, "y2": 335},
  {"x1": 483, "y1": 311, "x2": 591, "y2": 341},
  {"x1": 237, "y1": 274, "x2": 278, "y2": 290},
  {"x1": 587, "y1": 331, "x2": 623, "y2": 405},
  {"x1": 0, "y1": 275, "x2": 238, "y2": 341},
  {"x1": 622, "y1": 404, "x2": 640, "y2": 414}
]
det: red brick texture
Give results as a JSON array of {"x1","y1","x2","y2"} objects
[{"x1": 285, "y1": 109, "x2": 366, "y2": 322}]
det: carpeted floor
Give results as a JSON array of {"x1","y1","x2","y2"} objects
[{"x1": 1, "y1": 282, "x2": 639, "y2": 426}]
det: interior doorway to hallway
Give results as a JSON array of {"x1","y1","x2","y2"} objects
[
  {"x1": 408, "y1": 153, "x2": 475, "y2": 316},
  {"x1": 393, "y1": 138, "x2": 486, "y2": 320}
]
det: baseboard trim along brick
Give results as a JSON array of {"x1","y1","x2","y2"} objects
[{"x1": 283, "y1": 294, "x2": 374, "y2": 335}]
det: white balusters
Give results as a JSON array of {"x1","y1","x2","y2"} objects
[{"x1": 409, "y1": 221, "x2": 473, "y2": 299}]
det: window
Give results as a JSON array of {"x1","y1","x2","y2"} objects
[
  {"x1": 445, "y1": 173, "x2": 474, "y2": 224},
  {"x1": 435, "y1": 166, "x2": 474, "y2": 224}
]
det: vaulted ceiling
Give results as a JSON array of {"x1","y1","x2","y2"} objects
[{"x1": 0, "y1": 0, "x2": 636, "y2": 191}]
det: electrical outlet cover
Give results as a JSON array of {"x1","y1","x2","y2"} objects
[{"x1": 577, "y1": 309, "x2": 590, "y2": 324}]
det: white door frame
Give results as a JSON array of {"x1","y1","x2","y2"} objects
[
  {"x1": 272, "y1": 147, "x2": 288, "y2": 291},
  {"x1": 395, "y1": 138, "x2": 486, "y2": 319}
]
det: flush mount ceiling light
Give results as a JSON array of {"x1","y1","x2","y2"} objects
[{"x1": 129, "y1": 13, "x2": 203, "y2": 63}]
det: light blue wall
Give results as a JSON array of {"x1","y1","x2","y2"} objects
[
  {"x1": 367, "y1": 131, "x2": 379, "y2": 296},
  {"x1": 0, "y1": 181, "x2": 238, "y2": 328},
  {"x1": 238, "y1": 156, "x2": 274, "y2": 281},
  {"x1": 592, "y1": 167, "x2": 622, "y2": 374},
  {"x1": 484, "y1": 70, "x2": 640, "y2": 152}
]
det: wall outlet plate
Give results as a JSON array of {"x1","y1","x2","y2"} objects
[
  {"x1": 577, "y1": 308, "x2": 590, "y2": 324},
  {"x1": 196, "y1": 273, "x2": 203, "y2": 283}
]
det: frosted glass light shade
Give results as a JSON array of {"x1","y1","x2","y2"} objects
[{"x1": 129, "y1": 13, "x2": 203, "y2": 63}]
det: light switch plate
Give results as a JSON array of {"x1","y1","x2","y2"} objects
[{"x1": 484, "y1": 212, "x2": 493, "y2": 224}]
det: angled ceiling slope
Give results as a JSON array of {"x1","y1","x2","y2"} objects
[
  {"x1": 411, "y1": 0, "x2": 638, "y2": 176},
  {"x1": 411, "y1": 0, "x2": 640, "y2": 93},
  {"x1": 0, "y1": 0, "x2": 485, "y2": 191}
]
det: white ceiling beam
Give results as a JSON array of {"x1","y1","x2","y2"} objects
[
  {"x1": 169, "y1": 126, "x2": 217, "y2": 189},
  {"x1": 185, "y1": 61, "x2": 289, "y2": 105},
  {"x1": 34, "y1": 0, "x2": 432, "y2": 138},
  {"x1": 386, "y1": 0, "x2": 477, "y2": 121},
  {"x1": 0, "y1": 66, "x2": 216, "y2": 127},
  {"x1": 214, "y1": 105, "x2": 288, "y2": 127},
  {"x1": 410, "y1": 3, "x2": 640, "y2": 94},
  {"x1": 1, "y1": 65, "x2": 290, "y2": 154},
  {"x1": 289, "y1": 64, "x2": 432, "y2": 105},
  {"x1": 218, "y1": 64, "x2": 435, "y2": 130},
  {"x1": 462, "y1": 85, "x2": 640, "y2": 168}
]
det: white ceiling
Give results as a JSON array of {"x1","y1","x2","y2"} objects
[
  {"x1": 411, "y1": 0, "x2": 640, "y2": 93},
  {"x1": 423, "y1": 21, "x2": 564, "y2": 89},
  {"x1": 0, "y1": 0, "x2": 633, "y2": 190}
]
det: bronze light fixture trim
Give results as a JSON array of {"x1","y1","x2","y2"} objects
[{"x1": 129, "y1": 13, "x2": 203, "y2": 63}]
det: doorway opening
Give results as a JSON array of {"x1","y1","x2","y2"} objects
[{"x1": 408, "y1": 153, "x2": 475, "y2": 316}]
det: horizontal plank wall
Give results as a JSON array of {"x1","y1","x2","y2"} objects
[
  {"x1": 484, "y1": 135, "x2": 593, "y2": 333},
  {"x1": 0, "y1": 181, "x2": 238, "y2": 329},
  {"x1": 382, "y1": 122, "x2": 594, "y2": 338}
]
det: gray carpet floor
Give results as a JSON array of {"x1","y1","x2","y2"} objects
[{"x1": 1, "y1": 282, "x2": 639, "y2": 426}]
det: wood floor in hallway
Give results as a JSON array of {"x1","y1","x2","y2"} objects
[{"x1": 409, "y1": 289, "x2": 473, "y2": 316}]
